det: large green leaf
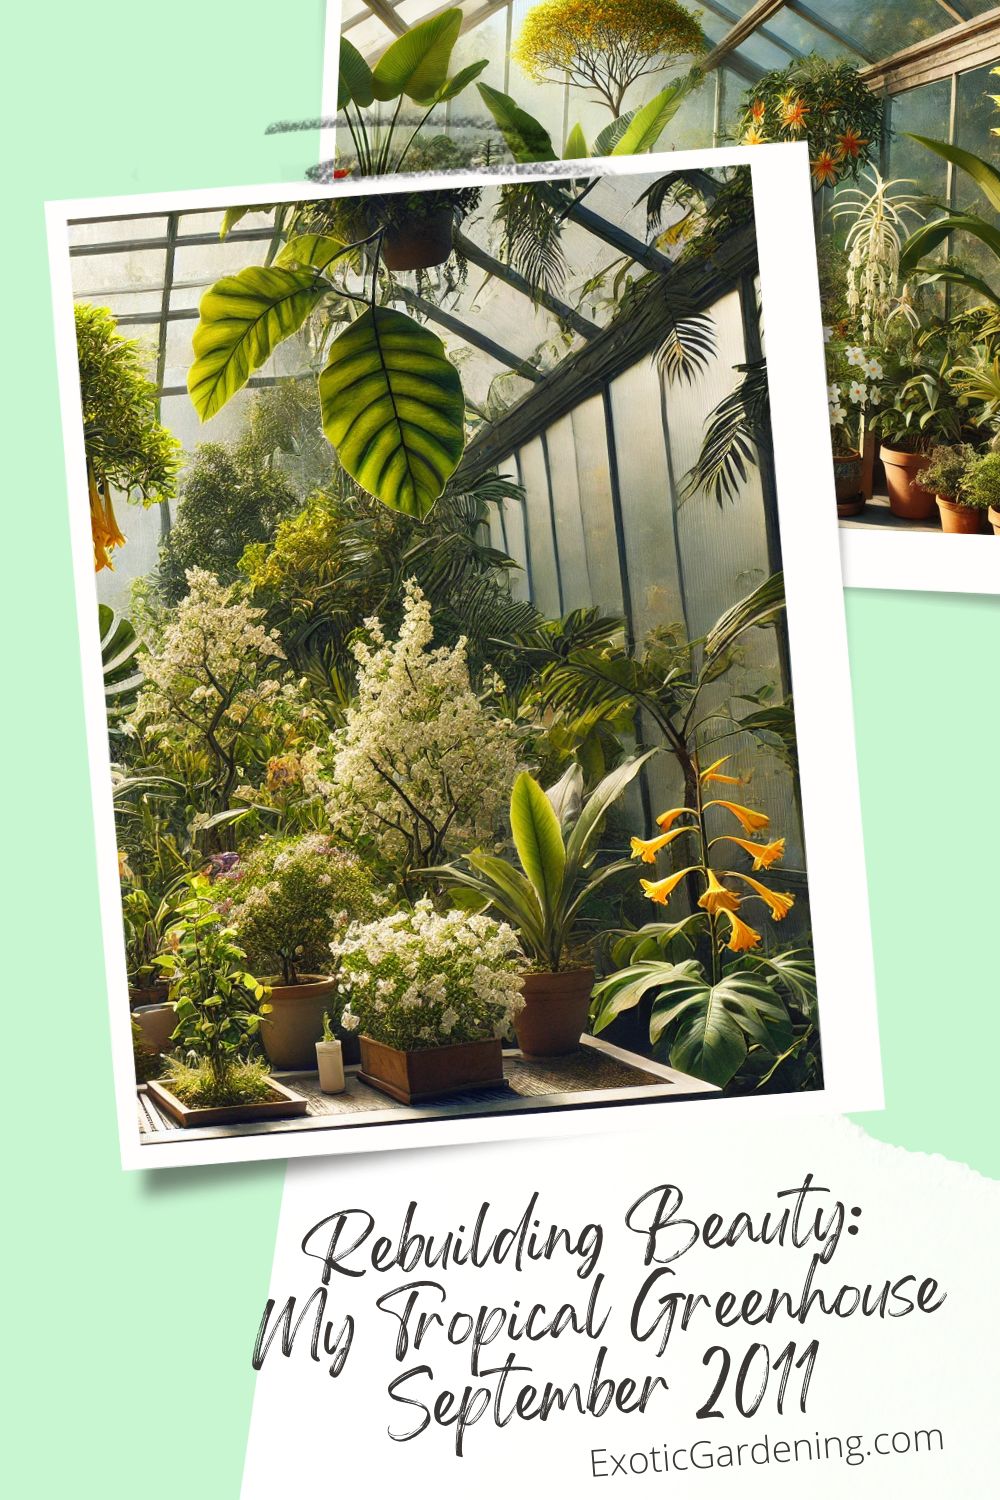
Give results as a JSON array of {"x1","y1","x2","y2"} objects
[
  {"x1": 99, "y1": 603, "x2": 142, "y2": 721},
  {"x1": 510, "y1": 771, "x2": 566, "y2": 919},
  {"x1": 372, "y1": 9, "x2": 462, "y2": 103},
  {"x1": 564, "y1": 122, "x2": 589, "y2": 160},
  {"x1": 899, "y1": 214, "x2": 1000, "y2": 279},
  {"x1": 545, "y1": 762, "x2": 584, "y2": 830},
  {"x1": 564, "y1": 747, "x2": 659, "y2": 871},
  {"x1": 318, "y1": 307, "x2": 465, "y2": 519},
  {"x1": 339, "y1": 37, "x2": 375, "y2": 110},
  {"x1": 274, "y1": 234, "x2": 352, "y2": 273},
  {"x1": 435, "y1": 59, "x2": 489, "y2": 104},
  {"x1": 188, "y1": 266, "x2": 327, "y2": 421},
  {"x1": 610, "y1": 75, "x2": 697, "y2": 156},
  {"x1": 648, "y1": 969, "x2": 791, "y2": 1087},
  {"x1": 703, "y1": 570, "x2": 784, "y2": 668},
  {"x1": 477, "y1": 83, "x2": 556, "y2": 163},
  {"x1": 591, "y1": 959, "x2": 702, "y2": 1036},
  {"x1": 905, "y1": 134, "x2": 1000, "y2": 214}
]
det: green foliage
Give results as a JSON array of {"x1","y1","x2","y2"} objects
[
  {"x1": 683, "y1": 359, "x2": 770, "y2": 506},
  {"x1": 221, "y1": 833, "x2": 381, "y2": 985},
  {"x1": 963, "y1": 452, "x2": 1000, "y2": 511},
  {"x1": 900, "y1": 135, "x2": 1000, "y2": 313},
  {"x1": 100, "y1": 603, "x2": 143, "y2": 731},
  {"x1": 737, "y1": 56, "x2": 883, "y2": 188},
  {"x1": 121, "y1": 874, "x2": 187, "y2": 988},
  {"x1": 154, "y1": 432, "x2": 298, "y2": 605},
  {"x1": 154, "y1": 876, "x2": 270, "y2": 1099},
  {"x1": 872, "y1": 332, "x2": 967, "y2": 452},
  {"x1": 161, "y1": 1055, "x2": 274, "y2": 1107},
  {"x1": 132, "y1": 1017, "x2": 162, "y2": 1084},
  {"x1": 428, "y1": 753, "x2": 657, "y2": 971},
  {"x1": 920, "y1": 443, "x2": 978, "y2": 500}
]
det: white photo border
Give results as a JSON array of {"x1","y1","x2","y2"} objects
[{"x1": 46, "y1": 144, "x2": 883, "y2": 1171}]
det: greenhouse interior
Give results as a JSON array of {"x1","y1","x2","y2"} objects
[
  {"x1": 72, "y1": 144, "x2": 826, "y2": 1149},
  {"x1": 337, "y1": 0, "x2": 1000, "y2": 536}
]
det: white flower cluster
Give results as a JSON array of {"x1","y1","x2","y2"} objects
[
  {"x1": 331, "y1": 899, "x2": 525, "y2": 1051},
  {"x1": 828, "y1": 351, "x2": 883, "y2": 432},
  {"x1": 309, "y1": 581, "x2": 519, "y2": 869}
]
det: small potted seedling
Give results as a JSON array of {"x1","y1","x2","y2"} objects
[{"x1": 316, "y1": 1012, "x2": 346, "y2": 1095}]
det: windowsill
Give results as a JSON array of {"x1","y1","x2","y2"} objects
[{"x1": 837, "y1": 492, "x2": 943, "y2": 535}]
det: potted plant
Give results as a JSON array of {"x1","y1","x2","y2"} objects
[
  {"x1": 827, "y1": 342, "x2": 886, "y2": 517},
  {"x1": 316, "y1": 1012, "x2": 346, "y2": 1095},
  {"x1": 429, "y1": 752, "x2": 656, "y2": 1057},
  {"x1": 963, "y1": 452, "x2": 1000, "y2": 537},
  {"x1": 121, "y1": 868, "x2": 186, "y2": 1054},
  {"x1": 737, "y1": 56, "x2": 883, "y2": 192},
  {"x1": 293, "y1": 170, "x2": 483, "y2": 275},
  {"x1": 148, "y1": 877, "x2": 307, "y2": 1127},
  {"x1": 872, "y1": 341, "x2": 965, "y2": 521},
  {"x1": 921, "y1": 444, "x2": 985, "y2": 535},
  {"x1": 333, "y1": 901, "x2": 525, "y2": 1104},
  {"x1": 222, "y1": 833, "x2": 380, "y2": 1070}
]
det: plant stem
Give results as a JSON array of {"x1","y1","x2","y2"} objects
[{"x1": 692, "y1": 754, "x2": 720, "y2": 986}]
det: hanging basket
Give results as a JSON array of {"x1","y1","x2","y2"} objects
[{"x1": 380, "y1": 208, "x2": 455, "y2": 272}]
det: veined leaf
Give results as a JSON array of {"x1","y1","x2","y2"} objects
[
  {"x1": 435, "y1": 59, "x2": 489, "y2": 104},
  {"x1": 900, "y1": 215, "x2": 1000, "y2": 278},
  {"x1": 703, "y1": 571, "x2": 784, "y2": 667},
  {"x1": 511, "y1": 771, "x2": 566, "y2": 919},
  {"x1": 188, "y1": 266, "x2": 327, "y2": 421},
  {"x1": 319, "y1": 307, "x2": 465, "y2": 519},
  {"x1": 372, "y1": 10, "x2": 462, "y2": 103},
  {"x1": 592, "y1": 112, "x2": 637, "y2": 157},
  {"x1": 477, "y1": 83, "x2": 556, "y2": 163},
  {"x1": 545, "y1": 762, "x2": 584, "y2": 830},
  {"x1": 565, "y1": 747, "x2": 659, "y2": 871},
  {"x1": 905, "y1": 134, "x2": 1000, "y2": 214},
  {"x1": 564, "y1": 122, "x2": 589, "y2": 160},
  {"x1": 339, "y1": 37, "x2": 375, "y2": 110},
  {"x1": 648, "y1": 969, "x2": 791, "y2": 1086},
  {"x1": 275, "y1": 234, "x2": 350, "y2": 272},
  {"x1": 610, "y1": 75, "x2": 697, "y2": 156}
]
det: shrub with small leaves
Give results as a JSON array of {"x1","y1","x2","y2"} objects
[
  {"x1": 963, "y1": 452, "x2": 1000, "y2": 512},
  {"x1": 921, "y1": 444, "x2": 978, "y2": 502}
]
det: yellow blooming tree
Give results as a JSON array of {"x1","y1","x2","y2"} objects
[
  {"x1": 513, "y1": 0, "x2": 705, "y2": 120},
  {"x1": 592, "y1": 754, "x2": 816, "y2": 1088}
]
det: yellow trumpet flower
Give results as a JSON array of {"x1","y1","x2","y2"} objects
[
  {"x1": 640, "y1": 867, "x2": 697, "y2": 907},
  {"x1": 699, "y1": 755, "x2": 744, "y2": 787},
  {"x1": 629, "y1": 827, "x2": 693, "y2": 864},
  {"x1": 706, "y1": 799, "x2": 770, "y2": 834},
  {"x1": 732, "y1": 873, "x2": 795, "y2": 921},
  {"x1": 655, "y1": 806, "x2": 696, "y2": 832},
  {"x1": 712, "y1": 835, "x2": 785, "y2": 870},
  {"x1": 698, "y1": 870, "x2": 741, "y2": 916},
  {"x1": 720, "y1": 909, "x2": 762, "y2": 953}
]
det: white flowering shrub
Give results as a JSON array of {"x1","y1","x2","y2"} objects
[
  {"x1": 217, "y1": 833, "x2": 384, "y2": 986},
  {"x1": 309, "y1": 581, "x2": 520, "y2": 876},
  {"x1": 332, "y1": 900, "x2": 525, "y2": 1050}
]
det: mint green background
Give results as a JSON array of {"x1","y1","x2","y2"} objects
[{"x1": 4, "y1": 4, "x2": 997, "y2": 1493}]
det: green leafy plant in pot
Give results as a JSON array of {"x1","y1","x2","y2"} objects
[
  {"x1": 920, "y1": 443, "x2": 985, "y2": 535},
  {"x1": 872, "y1": 335, "x2": 967, "y2": 522},
  {"x1": 963, "y1": 451, "x2": 1000, "y2": 537},
  {"x1": 427, "y1": 751, "x2": 657, "y2": 1057}
]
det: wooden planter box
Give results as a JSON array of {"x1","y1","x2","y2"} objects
[
  {"x1": 358, "y1": 1035, "x2": 505, "y2": 1106},
  {"x1": 146, "y1": 1077, "x2": 308, "y2": 1128}
]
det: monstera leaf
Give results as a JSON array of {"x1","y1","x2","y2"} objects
[
  {"x1": 318, "y1": 307, "x2": 465, "y2": 519},
  {"x1": 100, "y1": 603, "x2": 143, "y2": 724},
  {"x1": 651, "y1": 966, "x2": 792, "y2": 1086},
  {"x1": 371, "y1": 9, "x2": 462, "y2": 103},
  {"x1": 188, "y1": 266, "x2": 329, "y2": 421}
]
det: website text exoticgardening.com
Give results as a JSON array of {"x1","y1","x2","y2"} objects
[{"x1": 590, "y1": 1427, "x2": 944, "y2": 1477}]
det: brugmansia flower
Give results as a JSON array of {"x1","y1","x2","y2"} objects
[
  {"x1": 811, "y1": 150, "x2": 840, "y2": 187},
  {"x1": 699, "y1": 755, "x2": 744, "y2": 787},
  {"x1": 89, "y1": 468, "x2": 127, "y2": 572},
  {"x1": 655, "y1": 806, "x2": 696, "y2": 832},
  {"x1": 714, "y1": 835, "x2": 786, "y2": 870},
  {"x1": 640, "y1": 867, "x2": 697, "y2": 906},
  {"x1": 732, "y1": 872, "x2": 795, "y2": 921},
  {"x1": 698, "y1": 870, "x2": 741, "y2": 916},
  {"x1": 720, "y1": 909, "x2": 762, "y2": 953},
  {"x1": 629, "y1": 827, "x2": 692, "y2": 864},
  {"x1": 705, "y1": 799, "x2": 770, "y2": 833}
]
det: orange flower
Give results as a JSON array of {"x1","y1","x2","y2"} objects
[
  {"x1": 655, "y1": 806, "x2": 696, "y2": 832},
  {"x1": 835, "y1": 128, "x2": 868, "y2": 160},
  {"x1": 629, "y1": 827, "x2": 693, "y2": 864},
  {"x1": 713, "y1": 835, "x2": 786, "y2": 871},
  {"x1": 811, "y1": 151, "x2": 840, "y2": 187},
  {"x1": 720, "y1": 909, "x2": 762, "y2": 954},
  {"x1": 699, "y1": 755, "x2": 744, "y2": 787},
  {"x1": 732, "y1": 873, "x2": 795, "y2": 921},
  {"x1": 698, "y1": 870, "x2": 741, "y2": 916},
  {"x1": 640, "y1": 867, "x2": 697, "y2": 907},
  {"x1": 750, "y1": 98, "x2": 766, "y2": 123},
  {"x1": 705, "y1": 799, "x2": 770, "y2": 834},
  {"x1": 743, "y1": 124, "x2": 767, "y2": 146},
  {"x1": 781, "y1": 95, "x2": 809, "y2": 132}
]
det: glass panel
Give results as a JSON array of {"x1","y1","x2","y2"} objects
[
  {"x1": 517, "y1": 437, "x2": 560, "y2": 616},
  {"x1": 951, "y1": 62, "x2": 1000, "y2": 310},
  {"x1": 569, "y1": 395, "x2": 624, "y2": 616},
  {"x1": 70, "y1": 246, "x2": 166, "y2": 295},
  {"x1": 542, "y1": 415, "x2": 591, "y2": 604},
  {"x1": 68, "y1": 215, "x2": 167, "y2": 247},
  {"x1": 791, "y1": 0, "x2": 972, "y2": 60},
  {"x1": 887, "y1": 80, "x2": 951, "y2": 205}
]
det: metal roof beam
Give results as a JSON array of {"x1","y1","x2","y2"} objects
[
  {"x1": 562, "y1": 202, "x2": 674, "y2": 273},
  {"x1": 361, "y1": 0, "x2": 407, "y2": 37},
  {"x1": 394, "y1": 285, "x2": 543, "y2": 381},
  {"x1": 68, "y1": 225, "x2": 275, "y2": 257},
  {"x1": 452, "y1": 228, "x2": 600, "y2": 339},
  {"x1": 700, "y1": 0, "x2": 802, "y2": 60},
  {"x1": 699, "y1": 0, "x2": 788, "y2": 72},
  {"x1": 785, "y1": 1, "x2": 874, "y2": 63}
]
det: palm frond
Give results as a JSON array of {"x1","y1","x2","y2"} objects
[
  {"x1": 682, "y1": 359, "x2": 770, "y2": 506},
  {"x1": 494, "y1": 181, "x2": 568, "y2": 300}
]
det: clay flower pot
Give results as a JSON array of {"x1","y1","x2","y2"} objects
[
  {"x1": 514, "y1": 967, "x2": 595, "y2": 1059},
  {"x1": 989, "y1": 506, "x2": 1000, "y2": 537},
  {"x1": 358, "y1": 1035, "x2": 504, "y2": 1105},
  {"x1": 132, "y1": 1000, "x2": 176, "y2": 1056},
  {"x1": 936, "y1": 496, "x2": 987, "y2": 535},
  {"x1": 880, "y1": 446, "x2": 937, "y2": 521},
  {"x1": 259, "y1": 974, "x2": 338, "y2": 1071},
  {"x1": 833, "y1": 450, "x2": 864, "y2": 517},
  {"x1": 380, "y1": 208, "x2": 454, "y2": 271}
]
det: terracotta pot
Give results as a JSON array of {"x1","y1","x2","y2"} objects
[
  {"x1": 514, "y1": 967, "x2": 595, "y2": 1059},
  {"x1": 936, "y1": 496, "x2": 987, "y2": 535},
  {"x1": 129, "y1": 981, "x2": 170, "y2": 1009},
  {"x1": 316, "y1": 1039, "x2": 346, "y2": 1095},
  {"x1": 358, "y1": 1035, "x2": 504, "y2": 1105},
  {"x1": 132, "y1": 1002, "x2": 175, "y2": 1056},
  {"x1": 833, "y1": 450, "x2": 864, "y2": 517},
  {"x1": 989, "y1": 506, "x2": 1000, "y2": 537},
  {"x1": 380, "y1": 208, "x2": 454, "y2": 271},
  {"x1": 880, "y1": 446, "x2": 937, "y2": 521},
  {"x1": 259, "y1": 974, "x2": 338, "y2": 1071}
]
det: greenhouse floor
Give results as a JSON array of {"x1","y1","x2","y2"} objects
[
  {"x1": 838, "y1": 493, "x2": 943, "y2": 534},
  {"x1": 137, "y1": 1036, "x2": 718, "y2": 1148}
]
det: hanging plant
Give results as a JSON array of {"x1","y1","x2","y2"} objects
[{"x1": 737, "y1": 56, "x2": 883, "y2": 191}]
